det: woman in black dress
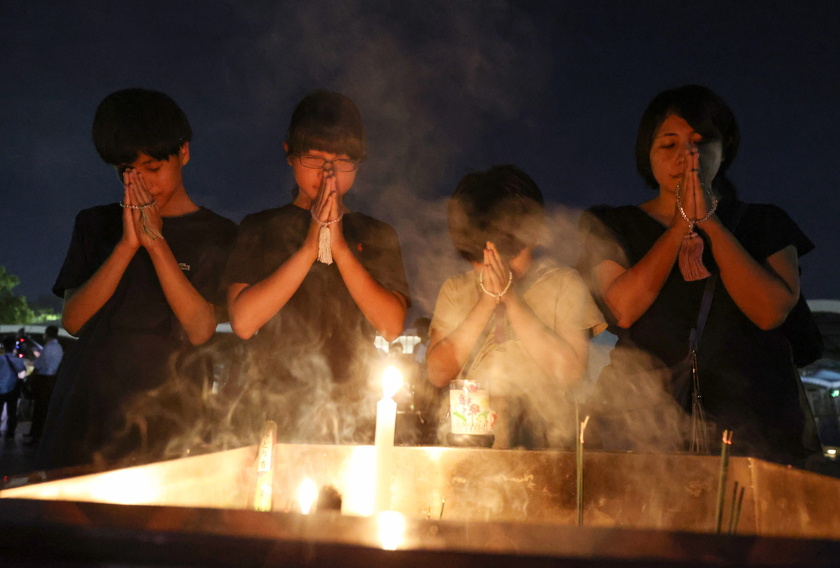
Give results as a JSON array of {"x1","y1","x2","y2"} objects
[{"x1": 583, "y1": 85, "x2": 820, "y2": 465}]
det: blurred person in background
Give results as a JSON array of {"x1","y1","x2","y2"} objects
[
  {"x1": 1, "y1": 336, "x2": 27, "y2": 440},
  {"x1": 24, "y1": 325, "x2": 63, "y2": 446}
]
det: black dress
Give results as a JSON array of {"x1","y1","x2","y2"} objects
[
  {"x1": 222, "y1": 203, "x2": 410, "y2": 444},
  {"x1": 583, "y1": 199, "x2": 819, "y2": 463},
  {"x1": 39, "y1": 204, "x2": 236, "y2": 470}
]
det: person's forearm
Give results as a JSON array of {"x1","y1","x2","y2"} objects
[
  {"x1": 62, "y1": 242, "x2": 137, "y2": 335},
  {"x1": 332, "y1": 243, "x2": 407, "y2": 341},
  {"x1": 503, "y1": 294, "x2": 588, "y2": 386},
  {"x1": 600, "y1": 225, "x2": 684, "y2": 328},
  {"x1": 702, "y1": 218, "x2": 798, "y2": 329},
  {"x1": 426, "y1": 297, "x2": 496, "y2": 387},
  {"x1": 146, "y1": 240, "x2": 217, "y2": 346},
  {"x1": 228, "y1": 242, "x2": 318, "y2": 339}
]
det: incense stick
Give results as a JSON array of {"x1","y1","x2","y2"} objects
[
  {"x1": 576, "y1": 413, "x2": 589, "y2": 527},
  {"x1": 731, "y1": 485, "x2": 745, "y2": 534},
  {"x1": 714, "y1": 429, "x2": 733, "y2": 533},
  {"x1": 727, "y1": 481, "x2": 739, "y2": 534},
  {"x1": 439, "y1": 497, "x2": 446, "y2": 520}
]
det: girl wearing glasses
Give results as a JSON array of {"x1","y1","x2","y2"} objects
[{"x1": 223, "y1": 90, "x2": 410, "y2": 444}]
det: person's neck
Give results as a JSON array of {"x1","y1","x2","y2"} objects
[
  {"x1": 160, "y1": 189, "x2": 199, "y2": 217},
  {"x1": 509, "y1": 248, "x2": 534, "y2": 279},
  {"x1": 640, "y1": 191, "x2": 676, "y2": 225},
  {"x1": 292, "y1": 191, "x2": 311, "y2": 210}
]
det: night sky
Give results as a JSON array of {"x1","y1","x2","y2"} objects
[{"x1": 2, "y1": 1, "x2": 838, "y2": 321}]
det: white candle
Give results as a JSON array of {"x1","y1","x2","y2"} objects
[{"x1": 374, "y1": 365, "x2": 401, "y2": 513}]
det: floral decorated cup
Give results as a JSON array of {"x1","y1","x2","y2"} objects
[{"x1": 449, "y1": 380, "x2": 496, "y2": 435}]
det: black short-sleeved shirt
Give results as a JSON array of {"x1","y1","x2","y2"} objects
[
  {"x1": 583, "y1": 199, "x2": 817, "y2": 462},
  {"x1": 39, "y1": 204, "x2": 236, "y2": 470},
  {"x1": 222, "y1": 203, "x2": 410, "y2": 443}
]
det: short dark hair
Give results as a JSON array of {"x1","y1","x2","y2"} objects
[
  {"x1": 92, "y1": 88, "x2": 192, "y2": 166},
  {"x1": 44, "y1": 325, "x2": 59, "y2": 339},
  {"x1": 448, "y1": 165, "x2": 545, "y2": 263},
  {"x1": 285, "y1": 90, "x2": 365, "y2": 161},
  {"x1": 635, "y1": 85, "x2": 740, "y2": 191}
]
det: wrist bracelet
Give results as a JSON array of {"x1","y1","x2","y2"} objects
[
  {"x1": 311, "y1": 210, "x2": 343, "y2": 227},
  {"x1": 675, "y1": 183, "x2": 718, "y2": 228},
  {"x1": 311, "y1": 211, "x2": 342, "y2": 264},
  {"x1": 120, "y1": 200, "x2": 156, "y2": 210},
  {"x1": 479, "y1": 268, "x2": 513, "y2": 303}
]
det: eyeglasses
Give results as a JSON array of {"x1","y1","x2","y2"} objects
[{"x1": 296, "y1": 154, "x2": 359, "y2": 172}]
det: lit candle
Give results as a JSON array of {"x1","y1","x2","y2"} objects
[
  {"x1": 374, "y1": 365, "x2": 402, "y2": 513},
  {"x1": 298, "y1": 477, "x2": 318, "y2": 515},
  {"x1": 376, "y1": 511, "x2": 406, "y2": 550}
]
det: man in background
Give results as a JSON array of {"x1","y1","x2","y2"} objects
[{"x1": 25, "y1": 325, "x2": 63, "y2": 446}]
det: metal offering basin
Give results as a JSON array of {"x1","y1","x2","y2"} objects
[{"x1": 0, "y1": 445, "x2": 838, "y2": 566}]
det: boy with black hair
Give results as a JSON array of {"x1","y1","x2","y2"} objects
[
  {"x1": 224, "y1": 90, "x2": 409, "y2": 444},
  {"x1": 426, "y1": 165, "x2": 605, "y2": 449},
  {"x1": 39, "y1": 88, "x2": 236, "y2": 470}
]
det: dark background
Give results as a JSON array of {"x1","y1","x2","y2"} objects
[{"x1": 2, "y1": 1, "x2": 838, "y2": 321}]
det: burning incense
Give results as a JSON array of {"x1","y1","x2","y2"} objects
[
  {"x1": 576, "y1": 412, "x2": 590, "y2": 527},
  {"x1": 714, "y1": 429, "x2": 733, "y2": 533},
  {"x1": 374, "y1": 365, "x2": 402, "y2": 513},
  {"x1": 252, "y1": 420, "x2": 277, "y2": 512}
]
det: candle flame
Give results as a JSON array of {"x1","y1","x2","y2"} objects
[
  {"x1": 91, "y1": 469, "x2": 160, "y2": 505},
  {"x1": 298, "y1": 478, "x2": 318, "y2": 514},
  {"x1": 376, "y1": 510, "x2": 406, "y2": 550},
  {"x1": 381, "y1": 365, "x2": 402, "y2": 399}
]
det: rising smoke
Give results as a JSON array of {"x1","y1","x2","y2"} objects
[{"x1": 105, "y1": 2, "x2": 696, "y2": 467}]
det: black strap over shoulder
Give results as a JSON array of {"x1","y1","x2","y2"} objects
[
  {"x1": 685, "y1": 201, "x2": 749, "y2": 350},
  {"x1": 689, "y1": 275, "x2": 717, "y2": 352}
]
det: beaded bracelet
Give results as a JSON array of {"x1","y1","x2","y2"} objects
[
  {"x1": 675, "y1": 183, "x2": 718, "y2": 228},
  {"x1": 311, "y1": 211, "x2": 343, "y2": 264},
  {"x1": 120, "y1": 200, "x2": 156, "y2": 210},
  {"x1": 119, "y1": 200, "x2": 163, "y2": 240},
  {"x1": 479, "y1": 268, "x2": 513, "y2": 303},
  {"x1": 311, "y1": 211, "x2": 343, "y2": 227}
]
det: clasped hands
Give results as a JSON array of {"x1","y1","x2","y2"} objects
[
  {"x1": 477, "y1": 242, "x2": 514, "y2": 304},
  {"x1": 308, "y1": 167, "x2": 347, "y2": 250},
  {"x1": 121, "y1": 168, "x2": 163, "y2": 248},
  {"x1": 673, "y1": 144, "x2": 716, "y2": 230}
]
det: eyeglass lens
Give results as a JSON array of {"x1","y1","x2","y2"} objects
[{"x1": 299, "y1": 155, "x2": 357, "y2": 172}]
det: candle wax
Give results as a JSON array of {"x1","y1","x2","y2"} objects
[{"x1": 374, "y1": 396, "x2": 396, "y2": 513}]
